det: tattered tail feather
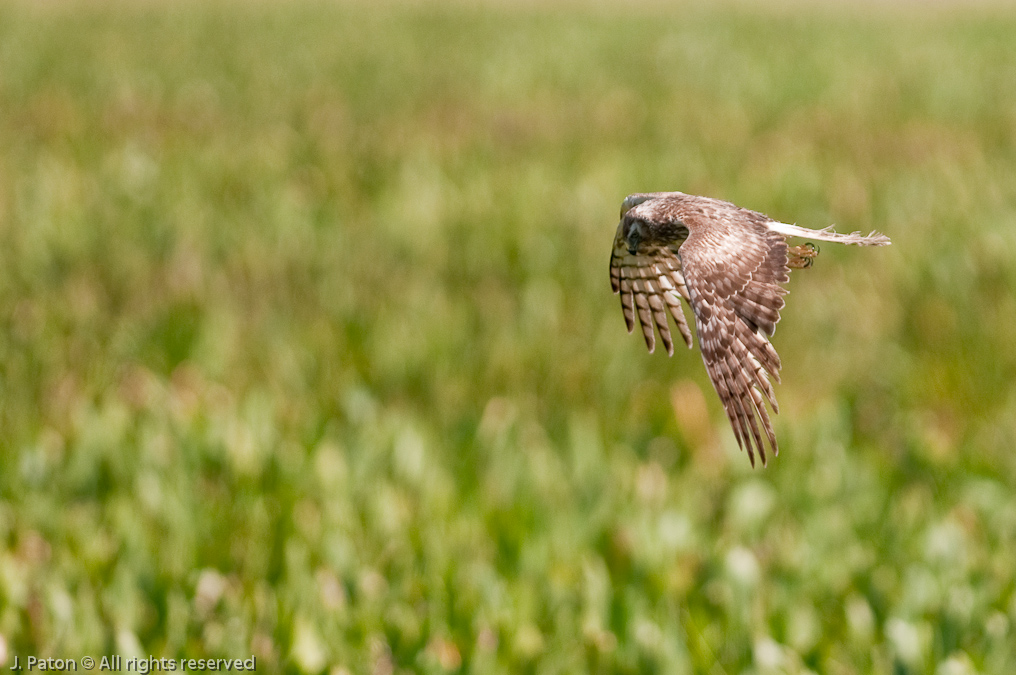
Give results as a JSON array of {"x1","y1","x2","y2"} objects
[{"x1": 768, "y1": 221, "x2": 892, "y2": 247}]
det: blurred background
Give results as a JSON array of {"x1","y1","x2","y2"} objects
[{"x1": 2, "y1": 0, "x2": 1016, "y2": 672}]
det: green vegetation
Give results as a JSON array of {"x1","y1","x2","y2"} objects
[{"x1": 2, "y1": 2, "x2": 1016, "y2": 672}]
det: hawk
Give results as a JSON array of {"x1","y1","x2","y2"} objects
[{"x1": 610, "y1": 192, "x2": 890, "y2": 467}]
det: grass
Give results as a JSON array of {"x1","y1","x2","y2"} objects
[{"x1": 2, "y1": 1, "x2": 1016, "y2": 673}]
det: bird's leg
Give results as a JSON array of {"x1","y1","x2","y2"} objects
[{"x1": 788, "y1": 243, "x2": 819, "y2": 269}]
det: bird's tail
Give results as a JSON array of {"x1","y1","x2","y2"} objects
[{"x1": 769, "y1": 221, "x2": 891, "y2": 246}]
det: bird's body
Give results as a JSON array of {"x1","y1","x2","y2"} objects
[{"x1": 609, "y1": 192, "x2": 890, "y2": 466}]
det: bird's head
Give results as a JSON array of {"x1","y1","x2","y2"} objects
[
  {"x1": 619, "y1": 195, "x2": 659, "y2": 255},
  {"x1": 618, "y1": 193, "x2": 691, "y2": 254},
  {"x1": 622, "y1": 217, "x2": 646, "y2": 255}
]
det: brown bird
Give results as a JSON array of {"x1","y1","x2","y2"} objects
[{"x1": 609, "y1": 192, "x2": 890, "y2": 467}]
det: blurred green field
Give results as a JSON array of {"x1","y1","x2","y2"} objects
[{"x1": 2, "y1": 1, "x2": 1016, "y2": 673}]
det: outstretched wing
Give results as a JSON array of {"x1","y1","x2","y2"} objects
[
  {"x1": 677, "y1": 214, "x2": 789, "y2": 467},
  {"x1": 609, "y1": 223, "x2": 693, "y2": 356}
]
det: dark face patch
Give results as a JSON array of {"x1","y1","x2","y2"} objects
[
  {"x1": 620, "y1": 217, "x2": 635, "y2": 236},
  {"x1": 623, "y1": 218, "x2": 645, "y2": 253}
]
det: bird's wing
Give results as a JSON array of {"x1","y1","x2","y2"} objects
[
  {"x1": 610, "y1": 223, "x2": 694, "y2": 356},
  {"x1": 677, "y1": 215, "x2": 790, "y2": 467}
]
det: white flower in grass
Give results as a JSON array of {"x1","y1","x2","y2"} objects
[
  {"x1": 725, "y1": 546, "x2": 759, "y2": 587},
  {"x1": 935, "y1": 652, "x2": 976, "y2": 675},
  {"x1": 753, "y1": 637, "x2": 784, "y2": 672},
  {"x1": 886, "y1": 618, "x2": 924, "y2": 666}
]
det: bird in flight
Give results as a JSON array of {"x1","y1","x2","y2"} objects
[{"x1": 609, "y1": 192, "x2": 890, "y2": 467}]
